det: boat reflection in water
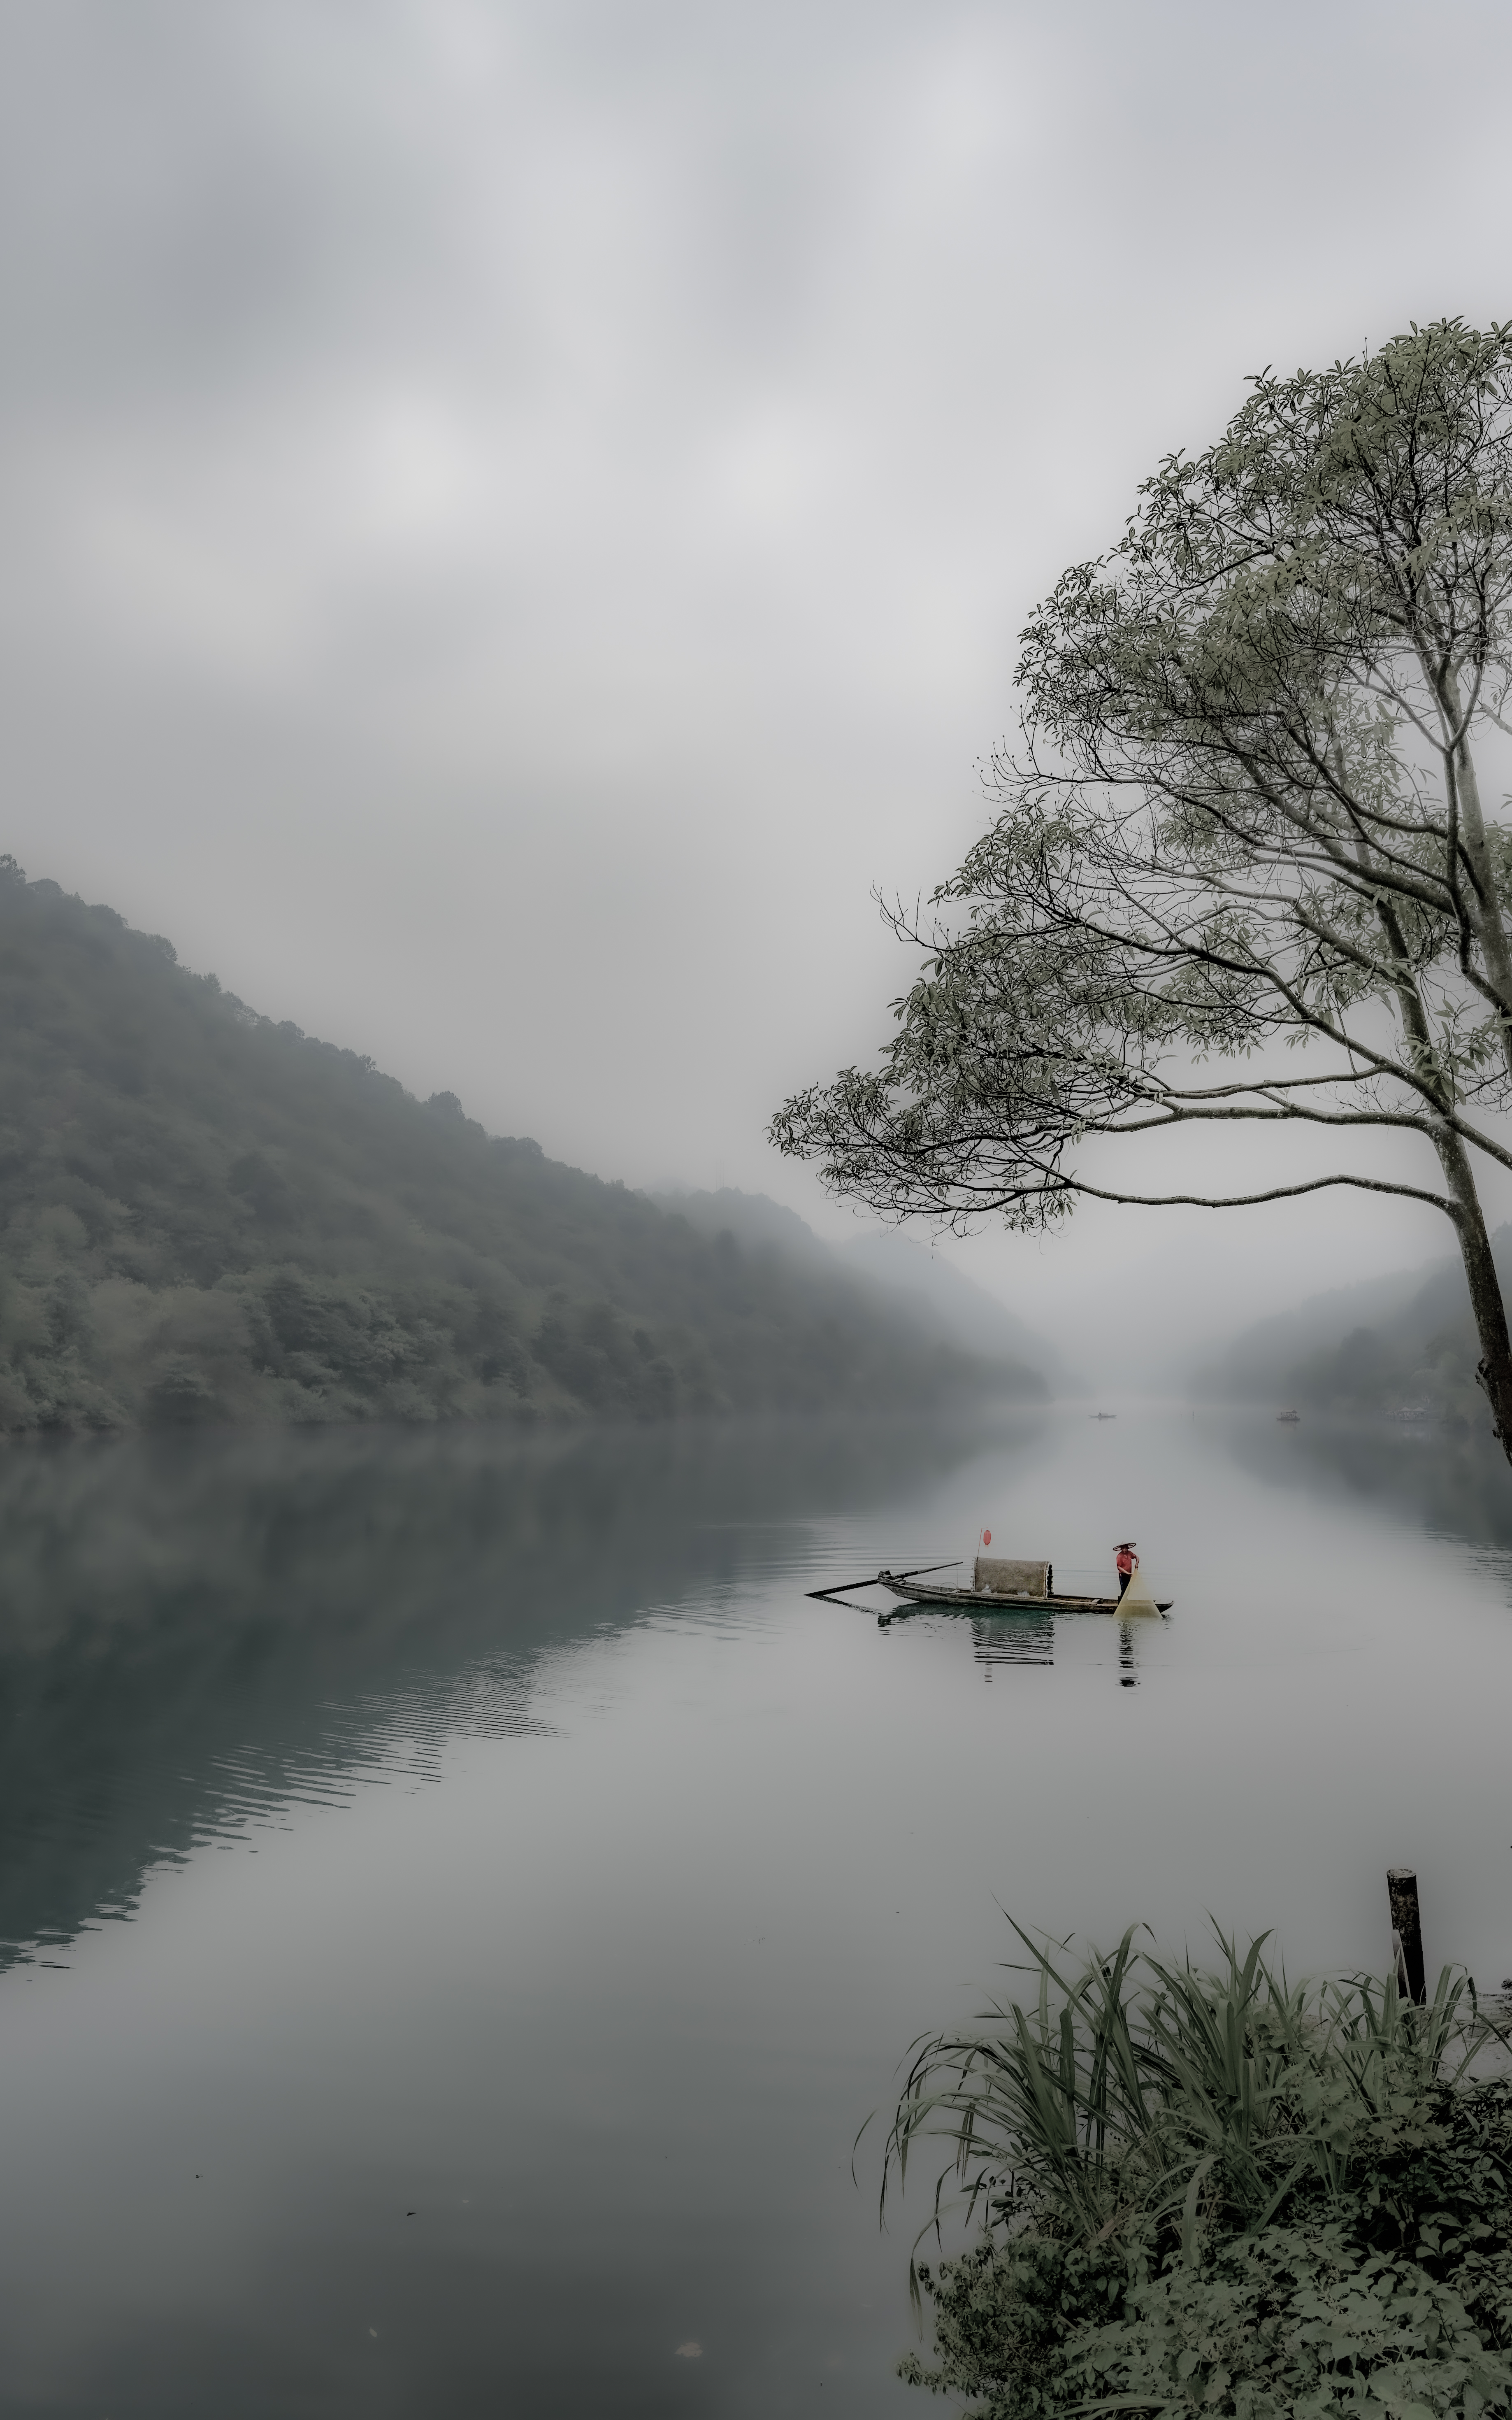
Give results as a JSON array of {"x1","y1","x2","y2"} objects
[
  {"x1": 964, "y1": 1609, "x2": 1149, "y2": 1687},
  {"x1": 971, "y1": 1610, "x2": 1055, "y2": 1672}
]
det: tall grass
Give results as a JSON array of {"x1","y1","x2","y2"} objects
[
  {"x1": 883, "y1": 1925, "x2": 1512, "y2": 2415},
  {"x1": 887, "y1": 1923, "x2": 1486, "y2": 2256}
]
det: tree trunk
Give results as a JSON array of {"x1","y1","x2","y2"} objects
[
  {"x1": 1379, "y1": 893, "x2": 1512, "y2": 1454},
  {"x1": 1434, "y1": 677, "x2": 1512, "y2": 1081},
  {"x1": 1431, "y1": 1119, "x2": 1512, "y2": 1457}
]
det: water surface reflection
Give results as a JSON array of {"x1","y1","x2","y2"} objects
[
  {"x1": 1230, "y1": 1412, "x2": 1512, "y2": 1546},
  {"x1": 0, "y1": 1405, "x2": 1510, "y2": 2419},
  {"x1": 0, "y1": 1415, "x2": 1011, "y2": 1967}
]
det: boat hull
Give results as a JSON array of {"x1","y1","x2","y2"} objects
[{"x1": 879, "y1": 1576, "x2": 1171, "y2": 1616}]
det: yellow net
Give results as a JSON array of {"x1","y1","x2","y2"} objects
[{"x1": 1118, "y1": 1565, "x2": 1160, "y2": 1616}]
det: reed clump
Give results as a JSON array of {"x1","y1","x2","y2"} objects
[{"x1": 885, "y1": 1926, "x2": 1512, "y2": 2416}]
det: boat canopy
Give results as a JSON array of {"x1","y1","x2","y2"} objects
[{"x1": 974, "y1": 1556, "x2": 1051, "y2": 1599}]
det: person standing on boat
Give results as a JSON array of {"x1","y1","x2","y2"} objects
[{"x1": 1114, "y1": 1542, "x2": 1138, "y2": 1598}]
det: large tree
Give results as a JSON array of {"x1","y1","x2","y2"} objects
[{"x1": 772, "y1": 319, "x2": 1512, "y2": 1454}]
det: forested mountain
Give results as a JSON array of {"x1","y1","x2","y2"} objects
[
  {"x1": 1192, "y1": 1240, "x2": 1507, "y2": 1424},
  {"x1": 656, "y1": 1186, "x2": 1066, "y2": 1384},
  {"x1": 0, "y1": 865, "x2": 1046, "y2": 1433}
]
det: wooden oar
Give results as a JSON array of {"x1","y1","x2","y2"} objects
[{"x1": 805, "y1": 1560, "x2": 961, "y2": 1615}]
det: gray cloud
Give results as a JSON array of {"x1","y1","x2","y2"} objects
[{"x1": 1, "y1": 0, "x2": 1510, "y2": 1358}]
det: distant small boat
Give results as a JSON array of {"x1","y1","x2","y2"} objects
[
  {"x1": 1090, "y1": 1411, "x2": 1116, "y2": 1421},
  {"x1": 1277, "y1": 1409, "x2": 1301, "y2": 1424}
]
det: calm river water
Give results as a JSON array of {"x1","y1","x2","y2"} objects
[{"x1": 0, "y1": 1405, "x2": 1511, "y2": 2415}]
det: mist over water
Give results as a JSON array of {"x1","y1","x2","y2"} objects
[{"x1": 0, "y1": 1410, "x2": 1510, "y2": 2415}]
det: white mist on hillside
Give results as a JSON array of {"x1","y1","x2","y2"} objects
[
  {"x1": 653, "y1": 1188, "x2": 1068, "y2": 1389},
  {"x1": 879, "y1": 1184, "x2": 1486, "y2": 1401}
]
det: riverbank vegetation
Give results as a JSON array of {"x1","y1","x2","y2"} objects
[
  {"x1": 0, "y1": 864, "x2": 1045, "y2": 1433},
  {"x1": 888, "y1": 1925, "x2": 1512, "y2": 2415}
]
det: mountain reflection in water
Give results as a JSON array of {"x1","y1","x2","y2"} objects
[
  {"x1": 7, "y1": 1405, "x2": 1505, "y2": 1975},
  {"x1": 1, "y1": 1407, "x2": 1512, "y2": 2418},
  {"x1": 0, "y1": 1415, "x2": 1002, "y2": 1969},
  {"x1": 1232, "y1": 1413, "x2": 1512, "y2": 1547}
]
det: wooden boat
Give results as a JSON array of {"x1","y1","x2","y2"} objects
[
  {"x1": 810, "y1": 1553, "x2": 1171, "y2": 1622},
  {"x1": 879, "y1": 1568, "x2": 1171, "y2": 1617}
]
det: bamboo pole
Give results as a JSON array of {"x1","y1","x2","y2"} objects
[{"x1": 1388, "y1": 1869, "x2": 1427, "y2": 2006}]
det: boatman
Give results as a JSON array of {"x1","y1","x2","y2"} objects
[{"x1": 1114, "y1": 1541, "x2": 1138, "y2": 1598}]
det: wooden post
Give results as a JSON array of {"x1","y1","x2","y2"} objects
[{"x1": 1387, "y1": 1869, "x2": 1427, "y2": 2006}]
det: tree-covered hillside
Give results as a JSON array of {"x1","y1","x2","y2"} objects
[
  {"x1": 657, "y1": 1186, "x2": 1069, "y2": 1382},
  {"x1": 0, "y1": 865, "x2": 1045, "y2": 1432},
  {"x1": 1194, "y1": 1238, "x2": 1512, "y2": 1426}
]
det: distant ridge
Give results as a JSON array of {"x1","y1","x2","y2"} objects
[
  {"x1": 1192, "y1": 1238, "x2": 1505, "y2": 1424},
  {"x1": 837, "y1": 1227, "x2": 1071, "y2": 1387},
  {"x1": 0, "y1": 866, "x2": 1047, "y2": 1433},
  {"x1": 655, "y1": 1189, "x2": 1062, "y2": 1385}
]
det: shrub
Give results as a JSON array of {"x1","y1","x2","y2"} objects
[{"x1": 886, "y1": 1926, "x2": 1512, "y2": 2415}]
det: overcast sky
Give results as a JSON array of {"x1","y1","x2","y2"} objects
[{"x1": 2, "y1": 0, "x2": 1510, "y2": 1364}]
